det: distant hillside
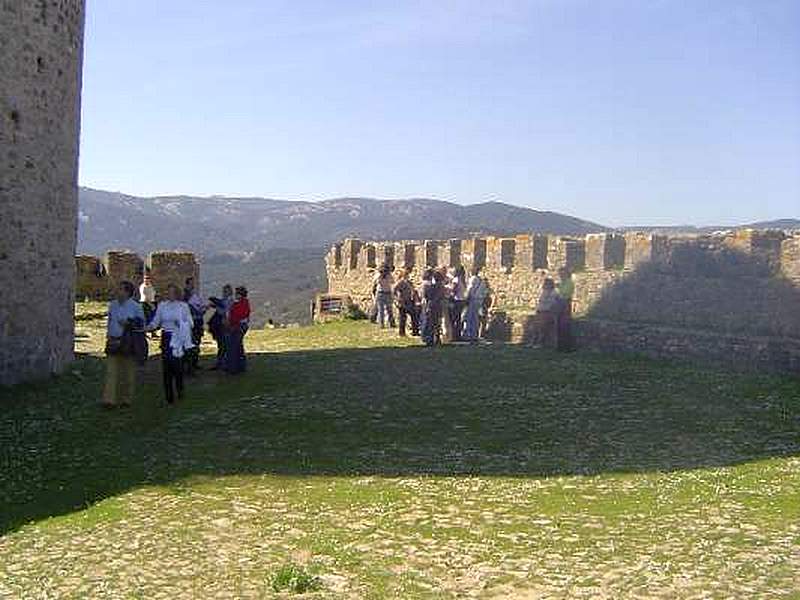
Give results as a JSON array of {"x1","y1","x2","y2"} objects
[
  {"x1": 620, "y1": 219, "x2": 800, "y2": 235},
  {"x1": 77, "y1": 187, "x2": 606, "y2": 256}
]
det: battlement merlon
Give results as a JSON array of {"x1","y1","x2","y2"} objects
[
  {"x1": 75, "y1": 251, "x2": 200, "y2": 300},
  {"x1": 327, "y1": 229, "x2": 800, "y2": 278}
]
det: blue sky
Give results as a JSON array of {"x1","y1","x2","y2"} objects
[{"x1": 79, "y1": 0, "x2": 799, "y2": 226}]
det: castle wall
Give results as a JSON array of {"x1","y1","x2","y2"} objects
[
  {"x1": 326, "y1": 229, "x2": 800, "y2": 371},
  {"x1": 1, "y1": 1, "x2": 86, "y2": 385},
  {"x1": 147, "y1": 251, "x2": 200, "y2": 296},
  {"x1": 75, "y1": 255, "x2": 108, "y2": 300},
  {"x1": 74, "y1": 252, "x2": 200, "y2": 301}
]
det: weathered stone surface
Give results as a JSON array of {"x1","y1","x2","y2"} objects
[
  {"x1": 780, "y1": 234, "x2": 800, "y2": 285},
  {"x1": 74, "y1": 251, "x2": 200, "y2": 301},
  {"x1": 624, "y1": 232, "x2": 669, "y2": 269},
  {"x1": 147, "y1": 251, "x2": 199, "y2": 297},
  {"x1": 1, "y1": 1, "x2": 86, "y2": 385},
  {"x1": 106, "y1": 251, "x2": 144, "y2": 292},
  {"x1": 75, "y1": 255, "x2": 108, "y2": 300},
  {"x1": 585, "y1": 233, "x2": 625, "y2": 271},
  {"x1": 326, "y1": 230, "x2": 800, "y2": 371}
]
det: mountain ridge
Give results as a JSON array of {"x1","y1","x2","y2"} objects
[{"x1": 77, "y1": 187, "x2": 607, "y2": 256}]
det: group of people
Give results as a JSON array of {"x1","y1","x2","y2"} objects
[
  {"x1": 102, "y1": 274, "x2": 251, "y2": 408},
  {"x1": 369, "y1": 264, "x2": 573, "y2": 349},
  {"x1": 370, "y1": 264, "x2": 494, "y2": 346}
]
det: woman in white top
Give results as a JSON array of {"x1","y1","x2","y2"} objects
[{"x1": 147, "y1": 283, "x2": 193, "y2": 404}]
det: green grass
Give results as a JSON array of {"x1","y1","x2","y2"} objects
[
  {"x1": 0, "y1": 303, "x2": 798, "y2": 598},
  {"x1": 270, "y1": 563, "x2": 321, "y2": 594}
]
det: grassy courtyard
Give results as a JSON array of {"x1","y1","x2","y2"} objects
[{"x1": 0, "y1": 303, "x2": 798, "y2": 598}]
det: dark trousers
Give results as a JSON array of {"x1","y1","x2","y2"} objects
[
  {"x1": 398, "y1": 303, "x2": 419, "y2": 336},
  {"x1": 450, "y1": 299, "x2": 466, "y2": 341},
  {"x1": 421, "y1": 305, "x2": 442, "y2": 346},
  {"x1": 161, "y1": 333, "x2": 184, "y2": 404},
  {"x1": 215, "y1": 333, "x2": 229, "y2": 368},
  {"x1": 226, "y1": 326, "x2": 247, "y2": 374},
  {"x1": 185, "y1": 320, "x2": 203, "y2": 374}
]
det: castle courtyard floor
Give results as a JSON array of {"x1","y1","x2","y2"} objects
[{"x1": 1, "y1": 305, "x2": 798, "y2": 598}]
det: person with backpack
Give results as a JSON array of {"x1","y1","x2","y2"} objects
[
  {"x1": 102, "y1": 281, "x2": 145, "y2": 408},
  {"x1": 183, "y1": 276, "x2": 206, "y2": 374}
]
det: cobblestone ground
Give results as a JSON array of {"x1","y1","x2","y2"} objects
[{"x1": 0, "y1": 311, "x2": 798, "y2": 598}]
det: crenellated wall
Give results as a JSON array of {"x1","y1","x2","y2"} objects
[
  {"x1": 326, "y1": 229, "x2": 800, "y2": 371},
  {"x1": 75, "y1": 251, "x2": 200, "y2": 301}
]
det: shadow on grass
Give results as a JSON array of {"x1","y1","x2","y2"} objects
[{"x1": 1, "y1": 342, "x2": 798, "y2": 535}]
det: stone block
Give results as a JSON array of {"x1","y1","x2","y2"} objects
[
  {"x1": 500, "y1": 238, "x2": 516, "y2": 270},
  {"x1": 401, "y1": 243, "x2": 417, "y2": 270},
  {"x1": 75, "y1": 255, "x2": 109, "y2": 300},
  {"x1": 148, "y1": 251, "x2": 199, "y2": 297},
  {"x1": 624, "y1": 232, "x2": 669, "y2": 269},
  {"x1": 343, "y1": 239, "x2": 363, "y2": 270},
  {"x1": 548, "y1": 237, "x2": 585, "y2": 274},
  {"x1": 782, "y1": 234, "x2": 800, "y2": 285},
  {"x1": 585, "y1": 233, "x2": 625, "y2": 271},
  {"x1": 724, "y1": 229, "x2": 785, "y2": 273},
  {"x1": 106, "y1": 251, "x2": 144, "y2": 291},
  {"x1": 424, "y1": 240, "x2": 439, "y2": 268}
]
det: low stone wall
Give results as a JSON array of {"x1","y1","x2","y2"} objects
[
  {"x1": 574, "y1": 319, "x2": 800, "y2": 373},
  {"x1": 326, "y1": 229, "x2": 800, "y2": 372},
  {"x1": 75, "y1": 251, "x2": 200, "y2": 301}
]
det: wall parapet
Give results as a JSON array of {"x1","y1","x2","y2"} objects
[
  {"x1": 75, "y1": 250, "x2": 200, "y2": 301},
  {"x1": 325, "y1": 229, "x2": 800, "y2": 371}
]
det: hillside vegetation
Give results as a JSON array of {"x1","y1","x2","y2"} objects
[{"x1": 77, "y1": 187, "x2": 606, "y2": 256}]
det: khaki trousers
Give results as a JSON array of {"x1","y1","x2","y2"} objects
[{"x1": 103, "y1": 354, "x2": 137, "y2": 406}]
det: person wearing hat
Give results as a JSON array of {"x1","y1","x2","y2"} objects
[{"x1": 225, "y1": 286, "x2": 251, "y2": 374}]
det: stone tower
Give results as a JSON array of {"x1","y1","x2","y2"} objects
[{"x1": 0, "y1": 1, "x2": 86, "y2": 385}]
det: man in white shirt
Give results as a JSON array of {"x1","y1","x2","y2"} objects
[{"x1": 139, "y1": 272, "x2": 157, "y2": 326}]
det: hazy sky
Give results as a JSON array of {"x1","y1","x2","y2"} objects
[{"x1": 79, "y1": 0, "x2": 799, "y2": 226}]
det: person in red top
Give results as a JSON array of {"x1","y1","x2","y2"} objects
[{"x1": 225, "y1": 286, "x2": 251, "y2": 374}]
